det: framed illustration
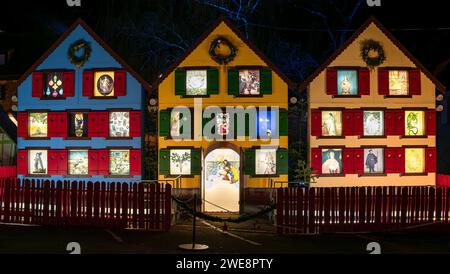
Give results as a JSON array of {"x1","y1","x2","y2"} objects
[
  {"x1": 363, "y1": 111, "x2": 384, "y2": 136},
  {"x1": 321, "y1": 111, "x2": 342, "y2": 137},
  {"x1": 109, "y1": 150, "x2": 130, "y2": 175},
  {"x1": 405, "y1": 110, "x2": 425, "y2": 136},
  {"x1": 69, "y1": 112, "x2": 88, "y2": 138},
  {"x1": 109, "y1": 112, "x2": 130, "y2": 137},
  {"x1": 68, "y1": 150, "x2": 88, "y2": 175},
  {"x1": 364, "y1": 148, "x2": 384, "y2": 174},
  {"x1": 28, "y1": 150, "x2": 48, "y2": 175},
  {"x1": 28, "y1": 112, "x2": 48, "y2": 138},
  {"x1": 216, "y1": 112, "x2": 230, "y2": 136},
  {"x1": 186, "y1": 70, "x2": 207, "y2": 96},
  {"x1": 337, "y1": 70, "x2": 358, "y2": 95},
  {"x1": 43, "y1": 72, "x2": 64, "y2": 98},
  {"x1": 94, "y1": 71, "x2": 115, "y2": 97},
  {"x1": 170, "y1": 111, "x2": 182, "y2": 137},
  {"x1": 389, "y1": 70, "x2": 409, "y2": 95},
  {"x1": 239, "y1": 70, "x2": 260, "y2": 95},
  {"x1": 170, "y1": 149, "x2": 191, "y2": 175},
  {"x1": 322, "y1": 149, "x2": 342, "y2": 175},
  {"x1": 405, "y1": 148, "x2": 425, "y2": 174},
  {"x1": 255, "y1": 149, "x2": 277, "y2": 175}
]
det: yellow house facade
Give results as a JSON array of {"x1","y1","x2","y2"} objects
[
  {"x1": 157, "y1": 18, "x2": 290, "y2": 213},
  {"x1": 302, "y1": 17, "x2": 445, "y2": 188}
]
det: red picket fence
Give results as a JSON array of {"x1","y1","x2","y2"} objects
[
  {"x1": 277, "y1": 186, "x2": 450, "y2": 234},
  {"x1": 0, "y1": 167, "x2": 16, "y2": 178},
  {"x1": 0, "y1": 178, "x2": 172, "y2": 231}
]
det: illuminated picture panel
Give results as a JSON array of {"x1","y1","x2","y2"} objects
[
  {"x1": 186, "y1": 70, "x2": 207, "y2": 96},
  {"x1": 109, "y1": 112, "x2": 130, "y2": 137},
  {"x1": 94, "y1": 71, "x2": 115, "y2": 97},
  {"x1": 69, "y1": 112, "x2": 88, "y2": 138},
  {"x1": 255, "y1": 149, "x2": 277, "y2": 175},
  {"x1": 405, "y1": 111, "x2": 425, "y2": 136},
  {"x1": 405, "y1": 148, "x2": 425, "y2": 174},
  {"x1": 321, "y1": 111, "x2": 342, "y2": 137},
  {"x1": 43, "y1": 72, "x2": 64, "y2": 98},
  {"x1": 389, "y1": 70, "x2": 409, "y2": 95},
  {"x1": 170, "y1": 111, "x2": 182, "y2": 137},
  {"x1": 364, "y1": 148, "x2": 384, "y2": 174},
  {"x1": 28, "y1": 150, "x2": 48, "y2": 175},
  {"x1": 337, "y1": 70, "x2": 358, "y2": 95},
  {"x1": 216, "y1": 113, "x2": 230, "y2": 136},
  {"x1": 364, "y1": 111, "x2": 384, "y2": 136},
  {"x1": 322, "y1": 149, "x2": 342, "y2": 175},
  {"x1": 109, "y1": 150, "x2": 130, "y2": 175},
  {"x1": 28, "y1": 112, "x2": 48, "y2": 138},
  {"x1": 239, "y1": 70, "x2": 260, "y2": 95},
  {"x1": 68, "y1": 150, "x2": 88, "y2": 175},
  {"x1": 170, "y1": 149, "x2": 191, "y2": 175}
]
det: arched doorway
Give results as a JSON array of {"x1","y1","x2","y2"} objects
[{"x1": 203, "y1": 148, "x2": 240, "y2": 212}]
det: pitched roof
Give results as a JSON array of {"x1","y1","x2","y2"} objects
[
  {"x1": 298, "y1": 16, "x2": 446, "y2": 93},
  {"x1": 154, "y1": 16, "x2": 293, "y2": 90},
  {"x1": 0, "y1": 106, "x2": 16, "y2": 142},
  {"x1": 17, "y1": 18, "x2": 151, "y2": 92}
]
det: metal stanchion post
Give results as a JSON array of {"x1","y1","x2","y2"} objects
[{"x1": 178, "y1": 194, "x2": 209, "y2": 251}]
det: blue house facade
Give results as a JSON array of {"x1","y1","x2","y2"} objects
[{"x1": 16, "y1": 19, "x2": 150, "y2": 183}]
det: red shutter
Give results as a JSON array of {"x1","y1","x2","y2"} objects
[
  {"x1": 409, "y1": 69, "x2": 421, "y2": 95},
  {"x1": 82, "y1": 71, "x2": 94, "y2": 97},
  {"x1": 32, "y1": 72, "x2": 44, "y2": 98},
  {"x1": 97, "y1": 112, "x2": 110, "y2": 138},
  {"x1": 396, "y1": 148, "x2": 405, "y2": 174},
  {"x1": 48, "y1": 150, "x2": 59, "y2": 175},
  {"x1": 17, "y1": 112, "x2": 28, "y2": 138},
  {"x1": 97, "y1": 149, "x2": 110, "y2": 175},
  {"x1": 47, "y1": 112, "x2": 58, "y2": 138},
  {"x1": 311, "y1": 148, "x2": 322, "y2": 174},
  {"x1": 63, "y1": 71, "x2": 75, "y2": 97},
  {"x1": 426, "y1": 109, "x2": 436, "y2": 136},
  {"x1": 17, "y1": 150, "x2": 28, "y2": 175},
  {"x1": 343, "y1": 110, "x2": 354, "y2": 136},
  {"x1": 114, "y1": 70, "x2": 127, "y2": 96},
  {"x1": 88, "y1": 112, "x2": 98, "y2": 137},
  {"x1": 395, "y1": 110, "x2": 405, "y2": 136},
  {"x1": 378, "y1": 69, "x2": 389, "y2": 95},
  {"x1": 343, "y1": 148, "x2": 354, "y2": 175},
  {"x1": 326, "y1": 68, "x2": 338, "y2": 96},
  {"x1": 88, "y1": 150, "x2": 99, "y2": 175},
  {"x1": 130, "y1": 111, "x2": 141, "y2": 138},
  {"x1": 311, "y1": 109, "x2": 322, "y2": 136},
  {"x1": 353, "y1": 109, "x2": 364, "y2": 136},
  {"x1": 130, "y1": 149, "x2": 141, "y2": 176},
  {"x1": 57, "y1": 150, "x2": 68, "y2": 175},
  {"x1": 58, "y1": 112, "x2": 68, "y2": 138},
  {"x1": 426, "y1": 147, "x2": 437, "y2": 173},
  {"x1": 353, "y1": 148, "x2": 364, "y2": 175},
  {"x1": 358, "y1": 68, "x2": 370, "y2": 95},
  {"x1": 385, "y1": 148, "x2": 396, "y2": 174}
]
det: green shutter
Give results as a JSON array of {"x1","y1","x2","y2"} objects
[
  {"x1": 276, "y1": 149, "x2": 289, "y2": 175},
  {"x1": 244, "y1": 148, "x2": 256, "y2": 176},
  {"x1": 159, "y1": 109, "x2": 171, "y2": 137},
  {"x1": 175, "y1": 68, "x2": 186, "y2": 96},
  {"x1": 227, "y1": 68, "x2": 239, "y2": 95},
  {"x1": 279, "y1": 108, "x2": 288, "y2": 136},
  {"x1": 159, "y1": 149, "x2": 170, "y2": 175},
  {"x1": 234, "y1": 112, "x2": 248, "y2": 138},
  {"x1": 260, "y1": 68, "x2": 272, "y2": 95},
  {"x1": 180, "y1": 111, "x2": 192, "y2": 138},
  {"x1": 191, "y1": 148, "x2": 202, "y2": 175},
  {"x1": 207, "y1": 68, "x2": 219, "y2": 95}
]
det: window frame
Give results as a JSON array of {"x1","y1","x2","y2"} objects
[
  {"x1": 359, "y1": 146, "x2": 387, "y2": 177},
  {"x1": 402, "y1": 108, "x2": 427, "y2": 138},
  {"x1": 67, "y1": 149, "x2": 90, "y2": 176},
  {"x1": 334, "y1": 67, "x2": 361, "y2": 97},
  {"x1": 108, "y1": 109, "x2": 132, "y2": 140},
  {"x1": 361, "y1": 108, "x2": 386, "y2": 138},
  {"x1": 318, "y1": 108, "x2": 345, "y2": 139},
  {"x1": 27, "y1": 110, "x2": 50, "y2": 140},
  {"x1": 402, "y1": 146, "x2": 428, "y2": 176},
  {"x1": 26, "y1": 148, "x2": 50, "y2": 177}
]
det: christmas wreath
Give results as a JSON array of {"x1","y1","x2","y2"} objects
[
  {"x1": 360, "y1": 39, "x2": 386, "y2": 68},
  {"x1": 68, "y1": 39, "x2": 92, "y2": 68},
  {"x1": 209, "y1": 36, "x2": 237, "y2": 65}
]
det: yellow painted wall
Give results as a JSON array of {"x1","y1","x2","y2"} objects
[
  {"x1": 308, "y1": 22, "x2": 436, "y2": 187},
  {"x1": 158, "y1": 22, "x2": 289, "y2": 189}
]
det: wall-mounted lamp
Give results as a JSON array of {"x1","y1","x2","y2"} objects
[
  {"x1": 436, "y1": 105, "x2": 444, "y2": 112},
  {"x1": 290, "y1": 97, "x2": 298, "y2": 105}
]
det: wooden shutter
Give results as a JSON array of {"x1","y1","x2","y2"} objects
[
  {"x1": 159, "y1": 149, "x2": 170, "y2": 175},
  {"x1": 88, "y1": 112, "x2": 98, "y2": 138},
  {"x1": 353, "y1": 148, "x2": 364, "y2": 175},
  {"x1": 326, "y1": 68, "x2": 338, "y2": 96},
  {"x1": 159, "y1": 109, "x2": 171, "y2": 137},
  {"x1": 174, "y1": 68, "x2": 186, "y2": 96},
  {"x1": 62, "y1": 71, "x2": 75, "y2": 97},
  {"x1": 311, "y1": 109, "x2": 322, "y2": 137},
  {"x1": 58, "y1": 112, "x2": 68, "y2": 138},
  {"x1": 276, "y1": 148, "x2": 289, "y2": 175},
  {"x1": 130, "y1": 149, "x2": 141, "y2": 176},
  {"x1": 396, "y1": 148, "x2": 405, "y2": 174},
  {"x1": 358, "y1": 68, "x2": 370, "y2": 95},
  {"x1": 32, "y1": 72, "x2": 44, "y2": 98},
  {"x1": 426, "y1": 109, "x2": 436, "y2": 136},
  {"x1": 378, "y1": 69, "x2": 389, "y2": 95},
  {"x1": 47, "y1": 112, "x2": 58, "y2": 138},
  {"x1": 384, "y1": 110, "x2": 395, "y2": 136},
  {"x1": 343, "y1": 110, "x2": 354, "y2": 136},
  {"x1": 260, "y1": 68, "x2": 272, "y2": 95},
  {"x1": 130, "y1": 111, "x2": 141, "y2": 138},
  {"x1": 206, "y1": 68, "x2": 219, "y2": 95},
  {"x1": 57, "y1": 150, "x2": 68, "y2": 175},
  {"x1": 202, "y1": 111, "x2": 215, "y2": 136},
  {"x1": 426, "y1": 147, "x2": 437, "y2": 173},
  {"x1": 279, "y1": 108, "x2": 288, "y2": 136},
  {"x1": 17, "y1": 112, "x2": 28, "y2": 138},
  {"x1": 311, "y1": 148, "x2": 322, "y2": 175},
  {"x1": 97, "y1": 150, "x2": 109, "y2": 175},
  {"x1": 342, "y1": 148, "x2": 354, "y2": 175},
  {"x1": 385, "y1": 148, "x2": 396, "y2": 174},
  {"x1": 17, "y1": 150, "x2": 28, "y2": 175},
  {"x1": 191, "y1": 148, "x2": 202, "y2": 175},
  {"x1": 244, "y1": 148, "x2": 256, "y2": 176},
  {"x1": 353, "y1": 109, "x2": 364, "y2": 136},
  {"x1": 395, "y1": 110, "x2": 405, "y2": 136},
  {"x1": 114, "y1": 70, "x2": 127, "y2": 96},
  {"x1": 97, "y1": 112, "x2": 109, "y2": 138},
  {"x1": 82, "y1": 71, "x2": 94, "y2": 97},
  {"x1": 227, "y1": 68, "x2": 239, "y2": 96},
  {"x1": 48, "y1": 150, "x2": 59, "y2": 175},
  {"x1": 88, "y1": 150, "x2": 99, "y2": 175},
  {"x1": 409, "y1": 69, "x2": 421, "y2": 95}
]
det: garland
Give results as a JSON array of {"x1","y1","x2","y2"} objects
[
  {"x1": 68, "y1": 39, "x2": 92, "y2": 68},
  {"x1": 209, "y1": 36, "x2": 237, "y2": 65},
  {"x1": 360, "y1": 39, "x2": 386, "y2": 69}
]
